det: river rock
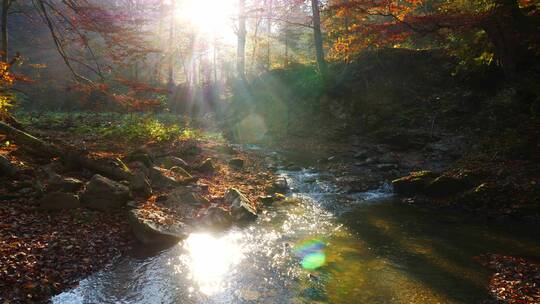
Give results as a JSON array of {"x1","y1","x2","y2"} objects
[
  {"x1": 267, "y1": 177, "x2": 288, "y2": 194},
  {"x1": 229, "y1": 158, "x2": 244, "y2": 169},
  {"x1": 259, "y1": 195, "x2": 275, "y2": 205},
  {"x1": 199, "y1": 207, "x2": 232, "y2": 230},
  {"x1": 129, "y1": 171, "x2": 152, "y2": 198},
  {"x1": 225, "y1": 188, "x2": 257, "y2": 222},
  {"x1": 0, "y1": 155, "x2": 18, "y2": 176},
  {"x1": 39, "y1": 192, "x2": 80, "y2": 210},
  {"x1": 392, "y1": 171, "x2": 438, "y2": 195},
  {"x1": 365, "y1": 157, "x2": 378, "y2": 164},
  {"x1": 198, "y1": 158, "x2": 215, "y2": 173},
  {"x1": 81, "y1": 174, "x2": 131, "y2": 211},
  {"x1": 128, "y1": 208, "x2": 188, "y2": 245},
  {"x1": 163, "y1": 187, "x2": 209, "y2": 218},
  {"x1": 424, "y1": 175, "x2": 472, "y2": 197},
  {"x1": 286, "y1": 163, "x2": 303, "y2": 171},
  {"x1": 354, "y1": 150, "x2": 369, "y2": 159},
  {"x1": 158, "y1": 156, "x2": 189, "y2": 169}
]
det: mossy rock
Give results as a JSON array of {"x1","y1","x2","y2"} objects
[
  {"x1": 392, "y1": 171, "x2": 438, "y2": 195},
  {"x1": 424, "y1": 175, "x2": 473, "y2": 197}
]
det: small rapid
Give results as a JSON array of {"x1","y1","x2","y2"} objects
[{"x1": 53, "y1": 150, "x2": 540, "y2": 304}]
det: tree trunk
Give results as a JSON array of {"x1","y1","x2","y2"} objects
[
  {"x1": 266, "y1": 0, "x2": 272, "y2": 70},
  {"x1": 1, "y1": 0, "x2": 10, "y2": 62},
  {"x1": 250, "y1": 14, "x2": 262, "y2": 75},
  {"x1": 311, "y1": 0, "x2": 328, "y2": 81},
  {"x1": 237, "y1": 0, "x2": 247, "y2": 80},
  {"x1": 167, "y1": 0, "x2": 176, "y2": 86},
  {"x1": 213, "y1": 40, "x2": 218, "y2": 84},
  {"x1": 481, "y1": 0, "x2": 532, "y2": 79}
]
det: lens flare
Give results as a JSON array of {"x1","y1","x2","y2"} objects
[{"x1": 294, "y1": 238, "x2": 326, "y2": 270}]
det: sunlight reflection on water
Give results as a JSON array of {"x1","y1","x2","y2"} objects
[{"x1": 179, "y1": 232, "x2": 245, "y2": 296}]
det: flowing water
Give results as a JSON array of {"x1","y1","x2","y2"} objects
[{"x1": 54, "y1": 149, "x2": 540, "y2": 304}]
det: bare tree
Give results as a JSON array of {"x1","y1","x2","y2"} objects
[
  {"x1": 1, "y1": 0, "x2": 12, "y2": 62},
  {"x1": 237, "y1": 0, "x2": 246, "y2": 80}
]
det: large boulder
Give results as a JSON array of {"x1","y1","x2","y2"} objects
[
  {"x1": 128, "y1": 209, "x2": 188, "y2": 246},
  {"x1": 225, "y1": 188, "x2": 257, "y2": 222},
  {"x1": 149, "y1": 166, "x2": 179, "y2": 188},
  {"x1": 392, "y1": 171, "x2": 438, "y2": 195},
  {"x1": 198, "y1": 207, "x2": 233, "y2": 230},
  {"x1": 39, "y1": 192, "x2": 80, "y2": 211},
  {"x1": 81, "y1": 174, "x2": 131, "y2": 211},
  {"x1": 424, "y1": 175, "x2": 472, "y2": 197},
  {"x1": 162, "y1": 187, "x2": 209, "y2": 218},
  {"x1": 48, "y1": 176, "x2": 84, "y2": 192},
  {"x1": 129, "y1": 171, "x2": 152, "y2": 198}
]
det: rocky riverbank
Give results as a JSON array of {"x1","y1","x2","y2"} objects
[{"x1": 0, "y1": 122, "x2": 287, "y2": 303}]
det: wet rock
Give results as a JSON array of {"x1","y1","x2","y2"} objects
[
  {"x1": 365, "y1": 157, "x2": 378, "y2": 164},
  {"x1": 392, "y1": 171, "x2": 438, "y2": 195},
  {"x1": 128, "y1": 209, "x2": 188, "y2": 245},
  {"x1": 259, "y1": 195, "x2": 275, "y2": 205},
  {"x1": 39, "y1": 192, "x2": 80, "y2": 210},
  {"x1": 229, "y1": 158, "x2": 244, "y2": 169},
  {"x1": 225, "y1": 188, "x2": 257, "y2": 222},
  {"x1": 286, "y1": 163, "x2": 303, "y2": 171},
  {"x1": 0, "y1": 155, "x2": 18, "y2": 176},
  {"x1": 48, "y1": 177, "x2": 84, "y2": 193},
  {"x1": 199, "y1": 207, "x2": 232, "y2": 230},
  {"x1": 81, "y1": 174, "x2": 131, "y2": 211},
  {"x1": 267, "y1": 177, "x2": 288, "y2": 194},
  {"x1": 198, "y1": 158, "x2": 215, "y2": 173},
  {"x1": 158, "y1": 156, "x2": 189, "y2": 169},
  {"x1": 424, "y1": 175, "x2": 472, "y2": 197},
  {"x1": 129, "y1": 171, "x2": 152, "y2": 198},
  {"x1": 354, "y1": 150, "x2": 369, "y2": 159}
]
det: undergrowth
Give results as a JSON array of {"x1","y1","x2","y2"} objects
[{"x1": 16, "y1": 111, "x2": 201, "y2": 143}]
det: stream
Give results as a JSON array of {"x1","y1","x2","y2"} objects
[{"x1": 53, "y1": 148, "x2": 540, "y2": 304}]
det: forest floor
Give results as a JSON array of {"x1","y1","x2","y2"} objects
[
  {"x1": 0, "y1": 112, "x2": 278, "y2": 303},
  {"x1": 0, "y1": 112, "x2": 539, "y2": 303}
]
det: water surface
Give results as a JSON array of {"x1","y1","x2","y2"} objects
[{"x1": 54, "y1": 161, "x2": 540, "y2": 304}]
